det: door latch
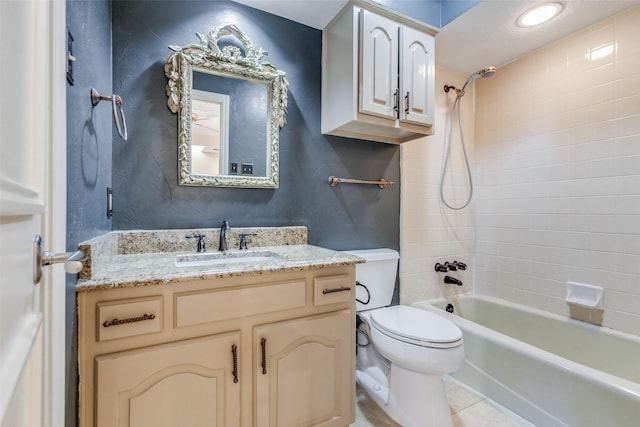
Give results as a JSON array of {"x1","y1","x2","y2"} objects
[{"x1": 33, "y1": 234, "x2": 86, "y2": 284}]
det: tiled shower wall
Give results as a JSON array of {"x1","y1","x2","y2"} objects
[
  {"x1": 474, "y1": 5, "x2": 640, "y2": 336},
  {"x1": 400, "y1": 66, "x2": 475, "y2": 304}
]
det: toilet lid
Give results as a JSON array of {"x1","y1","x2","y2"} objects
[{"x1": 370, "y1": 306, "x2": 462, "y2": 348}]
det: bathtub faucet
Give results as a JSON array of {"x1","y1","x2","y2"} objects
[{"x1": 444, "y1": 276, "x2": 463, "y2": 286}]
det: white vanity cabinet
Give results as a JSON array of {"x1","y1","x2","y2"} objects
[
  {"x1": 322, "y1": 1, "x2": 436, "y2": 143},
  {"x1": 77, "y1": 267, "x2": 356, "y2": 427}
]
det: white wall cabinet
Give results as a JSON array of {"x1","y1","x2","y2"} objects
[
  {"x1": 77, "y1": 268, "x2": 356, "y2": 427},
  {"x1": 322, "y1": 1, "x2": 436, "y2": 143}
]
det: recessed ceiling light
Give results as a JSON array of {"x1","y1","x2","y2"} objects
[{"x1": 517, "y1": 2, "x2": 563, "y2": 27}]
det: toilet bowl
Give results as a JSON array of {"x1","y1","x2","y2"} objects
[{"x1": 344, "y1": 249, "x2": 464, "y2": 427}]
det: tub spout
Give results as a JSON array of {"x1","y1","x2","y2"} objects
[{"x1": 444, "y1": 276, "x2": 463, "y2": 286}]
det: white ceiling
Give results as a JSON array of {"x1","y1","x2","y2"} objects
[
  {"x1": 436, "y1": 0, "x2": 640, "y2": 74},
  {"x1": 233, "y1": 0, "x2": 640, "y2": 74}
]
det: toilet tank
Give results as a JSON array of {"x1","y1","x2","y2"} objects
[{"x1": 341, "y1": 248, "x2": 399, "y2": 311}]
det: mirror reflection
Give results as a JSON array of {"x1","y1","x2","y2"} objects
[
  {"x1": 192, "y1": 71, "x2": 268, "y2": 177},
  {"x1": 165, "y1": 23, "x2": 288, "y2": 188},
  {"x1": 190, "y1": 90, "x2": 229, "y2": 176}
]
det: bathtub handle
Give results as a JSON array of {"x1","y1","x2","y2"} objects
[
  {"x1": 453, "y1": 261, "x2": 467, "y2": 270},
  {"x1": 435, "y1": 263, "x2": 448, "y2": 273},
  {"x1": 444, "y1": 261, "x2": 457, "y2": 271}
]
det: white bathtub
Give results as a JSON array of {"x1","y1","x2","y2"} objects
[{"x1": 413, "y1": 294, "x2": 640, "y2": 427}]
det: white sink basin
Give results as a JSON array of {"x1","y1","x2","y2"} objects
[{"x1": 175, "y1": 250, "x2": 279, "y2": 267}]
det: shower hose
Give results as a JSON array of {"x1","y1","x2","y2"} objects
[{"x1": 440, "y1": 93, "x2": 473, "y2": 210}]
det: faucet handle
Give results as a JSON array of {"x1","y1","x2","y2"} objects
[
  {"x1": 239, "y1": 233, "x2": 257, "y2": 250},
  {"x1": 186, "y1": 234, "x2": 206, "y2": 252},
  {"x1": 444, "y1": 261, "x2": 457, "y2": 271},
  {"x1": 453, "y1": 261, "x2": 467, "y2": 270},
  {"x1": 434, "y1": 263, "x2": 448, "y2": 273}
]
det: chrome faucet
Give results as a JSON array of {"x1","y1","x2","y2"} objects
[{"x1": 218, "y1": 220, "x2": 230, "y2": 251}]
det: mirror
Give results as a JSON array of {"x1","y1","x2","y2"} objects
[{"x1": 165, "y1": 24, "x2": 288, "y2": 188}]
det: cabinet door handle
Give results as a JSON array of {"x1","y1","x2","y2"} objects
[
  {"x1": 231, "y1": 344, "x2": 239, "y2": 383},
  {"x1": 404, "y1": 91, "x2": 410, "y2": 114},
  {"x1": 393, "y1": 89, "x2": 400, "y2": 118},
  {"x1": 322, "y1": 286, "x2": 351, "y2": 294},
  {"x1": 260, "y1": 337, "x2": 267, "y2": 375}
]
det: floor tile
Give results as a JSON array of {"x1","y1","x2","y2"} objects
[{"x1": 351, "y1": 375, "x2": 535, "y2": 427}]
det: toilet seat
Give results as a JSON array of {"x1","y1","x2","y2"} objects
[{"x1": 370, "y1": 306, "x2": 463, "y2": 349}]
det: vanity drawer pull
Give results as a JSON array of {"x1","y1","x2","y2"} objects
[
  {"x1": 97, "y1": 297, "x2": 162, "y2": 341},
  {"x1": 322, "y1": 286, "x2": 351, "y2": 294},
  {"x1": 314, "y1": 275, "x2": 353, "y2": 306},
  {"x1": 102, "y1": 313, "x2": 156, "y2": 328}
]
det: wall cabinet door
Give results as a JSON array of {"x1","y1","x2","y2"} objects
[
  {"x1": 254, "y1": 310, "x2": 353, "y2": 427},
  {"x1": 360, "y1": 9, "x2": 399, "y2": 120},
  {"x1": 95, "y1": 332, "x2": 241, "y2": 427},
  {"x1": 400, "y1": 25, "x2": 434, "y2": 126},
  {"x1": 359, "y1": 9, "x2": 434, "y2": 126}
]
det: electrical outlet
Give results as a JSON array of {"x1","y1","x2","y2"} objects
[{"x1": 241, "y1": 163, "x2": 254, "y2": 175}]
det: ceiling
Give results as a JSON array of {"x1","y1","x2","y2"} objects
[
  {"x1": 233, "y1": 0, "x2": 640, "y2": 74},
  {"x1": 436, "y1": 0, "x2": 640, "y2": 74}
]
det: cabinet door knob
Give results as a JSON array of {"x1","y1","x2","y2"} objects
[{"x1": 260, "y1": 338, "x2": 267, "y2": 374}]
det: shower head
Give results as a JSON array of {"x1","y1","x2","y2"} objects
[{"x1": 460, "y1": 66, "x2": 496, "y2": 94}]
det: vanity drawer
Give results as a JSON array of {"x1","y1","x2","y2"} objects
[
  {"x1": 175, "y1": 280, "x2": 306, "y2": 328},
  {"x1": 97, "y1": 296, "x2": 163, "y2": 342},
  {"x1": 314, "y1": 275, "x2": 354, "y2": 306}
]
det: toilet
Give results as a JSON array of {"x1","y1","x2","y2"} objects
[{"x1": 343, "y1": 248, "x2": 464, "y2": 427}]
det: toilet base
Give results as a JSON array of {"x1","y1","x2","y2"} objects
[{"x1": 357, "y1": 364, "x2": 454, "y2": 427}]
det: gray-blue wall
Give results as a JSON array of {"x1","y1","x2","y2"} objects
[
  {"x1": 66, "y1": 1, "x2": 112, "y2": 425},
  {"x1": 110, "y1": 0, "x2": 401, "y2": 251}
]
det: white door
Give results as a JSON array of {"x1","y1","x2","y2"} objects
[{"x1": 0, "y1": 1, "x2": 67, "y2": 426}]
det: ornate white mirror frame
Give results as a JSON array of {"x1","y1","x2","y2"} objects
[{"x1": 165, "y1": 24, "x2": 288, "y2": 188}]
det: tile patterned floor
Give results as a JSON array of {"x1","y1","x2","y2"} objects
[{"x1": 351, "y1": 375, "x2": 536, "y2": 427}]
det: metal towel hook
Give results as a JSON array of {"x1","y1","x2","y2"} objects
[{"x1": 91, "y1": 88, "x2": 128, "y2": 141}]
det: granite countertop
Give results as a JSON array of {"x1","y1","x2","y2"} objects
[{"x1": 76, "y1": 244, "x2": 364, "y2": 292}]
